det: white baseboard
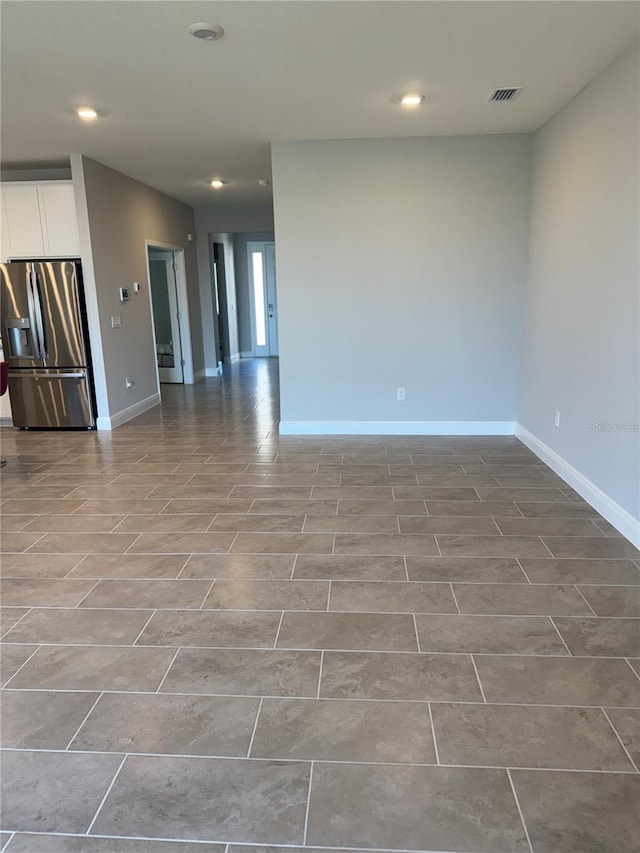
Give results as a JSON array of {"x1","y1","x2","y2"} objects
[
  {"x1": 516, "y1": 424, "x2": 640, "y2": 547},
  {"x1": 279, "y1": 420, "x2": 516, "y2": 436},
  {"x1": 240, "y1": 351, "x2": 254, "y2": 359},
  {"x1": 228, "y1": 353, "x2": 241, "y2": 364},
  {"x1": 96, "y1": 393, "x2": 160, "y2": 431},
  {"x1": 194, "y1": 369, "x2": 206, "y2": 381},
  {"x1": 0, "y1": 416, "x2": 13, "y2": 427}
]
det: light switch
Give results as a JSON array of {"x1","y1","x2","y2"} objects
[{"x1": 111, "y1": 316, "x2": 122, "y2": 329}]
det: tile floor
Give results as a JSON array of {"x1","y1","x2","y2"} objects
[{"x1": 1, "y1": 358, "x2": 639, "y2": 853}]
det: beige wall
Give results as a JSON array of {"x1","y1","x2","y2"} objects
[{"x1": 72, "y1": 156, "x2": 203, "y2": 425}]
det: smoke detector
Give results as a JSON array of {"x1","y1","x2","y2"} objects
[
  {"x1": 488, "y1": 87, "x2": 522, "y2": 102},
  {"x1": 188, "y1": 23, "x2": 225, "y2": 40}
]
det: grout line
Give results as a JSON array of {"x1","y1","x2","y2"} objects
[
  {"x1": 65, "y1": 691, "x2": 104, "y2": 750},
  {"x1": 625, "y1": 658, "x2": 640, "y2": 683},
  {"x1": 403, "y1": 556, "x2": 409, "y2": 582},
  {"x1": 290, "y1": 553, "x2": 299, "y2": 580},
  {"x1": 273, "y1": 611, "x2": 285, "y2": 649},
  {"x1": 326, "y1": 581, "x2": 332, "y2": 612},
  {"x1": 0, "y1": 833, "x2": 15, "y2": 852},
  {"x1": 1, "y1": 645, "x2": 42, "y2": 688},
  {"x1": 574, "y1": 585, "x2": 598, "y2": 616},
  {"x1": 539, "y1": 536, "x2": 555, "y2": 558},
  {"x1": 515, "y1": 557, "x2": 533, "y2": 584},
  {"x1": 0, "y1": 606, "x2": 33, "y2": 640},
  {"x1": 449, "y1": 583, "x2": 461, "y2": 614},
  {"x1": 175, "y1": 554, "x2": 194, "y2": 580},
  {"x1": 412, "y1": 613, "x2": 421, "y2": 653},
  {"x1": 131, "y1": 610, "x2": 158, "y2": 645},
  {"x1": 245, "y1": 696, "x2": 264, "y2": 758},
  {"x1": 85, "y1": 753, "x2": 129, "y2": 836},
  {"x1": 548, "y1": 617, "x2": 573, "y2": 656},
  {"x1": 63, "y1": 554, "x2": 90, "y2": 578},
  {"x1": 601, "y1": 707, "x2": 639, "y2": 772},
  {"x1": 5, "y1": 744, "x2": 639, "y2": 774},
  {"x1": 302, "y1": 760, "x2": 315, "y2": 846},
  {"x1": 199, "y1": 579, "x2": 217, "y2": 609},
  {"x1": 317, "y1": 649, "x2": 325, "y2": 699},
  {"x1": 427, "y1": 702, "x2": 440, "y2": 765},
  {"x1": 73, "y1": 579, "x2": 102, "y2": 609},
  {"x1": 154, "y1": 647, "x2": 182, "y2": 693},
  {"x1": 470, "y1": 655, "x2": 487, "y2": 703},
  {"x1": 507, "y1": 768, "x2": 535, "y2": 853}
]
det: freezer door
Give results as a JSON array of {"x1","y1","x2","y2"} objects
[
  {"x1": 8, "y1": 368, "x2": 95, "y2": 428},
  {"x1": 34, "y1": 262, "x2": 87, "y2": 367},
  {"x1": 0, "y1": 263, "x2": 42, "y2": 367}
]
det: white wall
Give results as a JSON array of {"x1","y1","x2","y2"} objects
[
  {"x1": 71, "y1": 156, "x2": 202, "y2": 426},
  {"x1": 272, "y1": 136, "x2": 532, "y2": 432},
  {"x1": 518, "y1": 45, "x2": 640, "y2": 531}
]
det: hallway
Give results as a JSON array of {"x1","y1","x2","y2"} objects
[{"x1": 1, "y1": 358, "x2": 639, "y2": 853}]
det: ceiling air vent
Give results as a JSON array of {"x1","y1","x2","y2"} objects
[{"x1": 489, "y1": 87, "x2": 522, "y2": 102}]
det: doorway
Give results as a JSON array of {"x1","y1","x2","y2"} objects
[
  {"x1": 248, "y1": 241, "x2": 278, "y2": 356},
  {"x1": 147, "y1": 247, "x2": 184, "y2": 384},
  {"x1": 212, "y1": 242, "x2": 231, "y2": 365}
]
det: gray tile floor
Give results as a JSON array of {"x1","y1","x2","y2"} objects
[{"x1": 1, "y1": 358, "x2": 639, "y2": 853}]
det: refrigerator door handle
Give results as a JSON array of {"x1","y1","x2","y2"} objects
[
  {"x1": 29, "y1": 269, "x2": 48, "y2": 359},
  {"x1": 25, "y1": 267, "x2": 44, "y2": 361},
  {"x1": 8, "y1": 371, "x2": 86, "y2": 380}
]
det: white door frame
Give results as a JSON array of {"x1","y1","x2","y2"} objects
[
  {"x1": 247, "y1": 241, "x2": 277, "y2": 357},
  {"x1": 144, "y1": 240, "x2": 194, "y2": 394}
]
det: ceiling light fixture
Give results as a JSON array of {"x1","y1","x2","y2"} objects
[
  {"x1": 76, "y1": 107, "x2": 98, "y2": 120},
  {"x1": 257, "y1": 179, "x2": 270, "y2": 187},
  {"x1": 210, "y1": 179, "x2": 225, "y2": 189},
  {"x1": 188, "y1": 22, "x2": 225, "y2": 40},
  {"x1": 399, "y1": 93, "x2": 425, "y2": 108}
]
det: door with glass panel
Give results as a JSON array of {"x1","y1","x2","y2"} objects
[{"x1": 248, "y1": 242, "x2": 278, "y2": 356}]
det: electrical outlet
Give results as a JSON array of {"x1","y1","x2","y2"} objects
[
  {"x1": 125, "y1": 377, "x2": 134, "y2": 389},
  {"x1": 396, "y1": 387, "x2": 406, "y2": 401},
  {"x1": 555, "y1": 410, "x2": 561, "y2": 428}
]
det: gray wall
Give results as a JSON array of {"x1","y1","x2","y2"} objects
[
  {"x1": 519, "y1": 45, "x2": 640, "y2": 519},
  {"x1": 71, "y1": 155, "x2": 202, "y2": 420},
  {"x1": 272, "y1": 136, "x2": 532, "y2": 426},
  {"x1": 233, "y1": 231, "x2": 275, "y2": 354}
]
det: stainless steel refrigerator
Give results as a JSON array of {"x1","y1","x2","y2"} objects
[{"x1": 0, "y1": 260, "x2": 96, "y2": 428}]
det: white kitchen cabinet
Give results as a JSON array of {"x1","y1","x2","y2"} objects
[
  {"x1": 0, "y1": 182, "x2": 79, "y2": 259},
  {"x1": 1, "y1": 185, "x2": 45, "y2": 258},
  {"x1": 38, "y1": 184, "x2": 80, "y2": 256}
]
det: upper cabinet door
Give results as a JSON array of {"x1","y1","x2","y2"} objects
[
  {"x1": 38, "y1": 184, "x2": 80, "y2": 257},
  {"x1": 1, "y1": 185, "x2": 45, "y2": 257}
]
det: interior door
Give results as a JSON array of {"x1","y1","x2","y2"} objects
[
  {"x1": 148, "y1": 252, "x2": 184, "y2": 383},
  {"x1": 249, "y1": 242, "x2": 278, "y2": 357}
]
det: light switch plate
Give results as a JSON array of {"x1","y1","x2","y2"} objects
[{"x1": 111, "y1": 316, "x2": 122, "y2": 329}]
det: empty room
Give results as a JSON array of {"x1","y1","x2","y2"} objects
[{"x1": 0, "y1": 2, "x2": 638, "y2": 852}]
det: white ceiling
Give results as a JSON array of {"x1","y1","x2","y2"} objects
[{"x1": 1, "y1": 1, "x2": 638, "y2": 207}]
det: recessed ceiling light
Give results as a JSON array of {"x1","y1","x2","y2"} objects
[
  {"x1": 76, "y1": 107, "x2": 98, "y2": 120},
  {"x1": 257, "y1": 179, "x2": 270, "y2": 187},
  {"x1": 399, "y1": 93, "x2": 425, "y2": 108},
  {"x1": 210, "y1": 179, "x2": 225, "y2": 189},
  {"x1": 188, "y1": 22, "x2": 225, "y2": 40}
]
